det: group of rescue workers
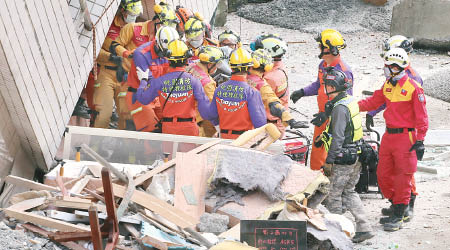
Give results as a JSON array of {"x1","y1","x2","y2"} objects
[{"x1": 75, "y1": 0, "x2": 428, "y2": 244}]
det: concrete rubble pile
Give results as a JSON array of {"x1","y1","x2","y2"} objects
[{"x1": 0, "y1": 125, "x2": 357, "y2": 250}]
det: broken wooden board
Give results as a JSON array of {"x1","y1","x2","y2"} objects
[
  {"x1": 49, "y1": 196, "x2": 107, "y2": 213},
  {"x1": 5, "y1": 175, "x2": 59, "y2": 192},
  {"x1": 22, "y1": 223, "x2": 87, "y2": 250},
  {"x1": 75, "y1": 210, "x2": 141, "y2": 225},
  {"x1": 134, "y1": 140, "x2": 222, "y2": 186},
  {"x1": 174, "y1": 152, "x2": 207, "y2": 221},
  {"x1": 7, "y1": 197, "x2": 46, "y2": 211},
  {"x1": 4, "y1": 209, "x2": 90, "y2": 232},
  {"x1": 48, "y1": 210, "x2": 89, "y2": 223},
  {"x1": 69, "y1": 175, "x2": 90, "y2": 194},
  {"x1": 102, "y1": 184, "x2": 199, "y2": 229}
]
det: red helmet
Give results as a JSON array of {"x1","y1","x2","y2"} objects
[{"x1": 175, "y1": 6, "x2": 193, "y2": 32}]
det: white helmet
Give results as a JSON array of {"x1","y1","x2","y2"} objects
[
  {"x1": 384, "y1": 48, "x2": 409, "y2": 68},
  {"x1": 381, "y1": 35, "x2": 413, "y2": 57},
  {"x1": 156, "y1": 26, "x2": 180, "y2": 51},
  {"x1": 253, "y1": 34, "x2": 287, "y2": 58}
]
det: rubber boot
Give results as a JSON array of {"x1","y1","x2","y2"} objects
[
  {"x1": 403, "y1": 194, "x2": 416, "y2": 222},
  {"x1": 384, "y1": 204, "x2": 407, "y2": 232},
  {"x1": 352, "y1": 232, "x2": 375, "y2": 243},
  {"x1": 381, "y1": 199, "x2": 394, "y2": 216}
]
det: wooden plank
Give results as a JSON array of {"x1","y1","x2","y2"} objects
[
  {"x1": 22, "y1": 223, "x2": 87, "y2": 250},
  {"x1": 69, "y1": 176, "x2": 91, "y2": 194},
  {"x1": 134, "y1": 140, "x2": 221, "y2": 186},
  {"x1": 74, "y1": 210, "x2": 141, "y2": 225},
  {"x1": 4, "y1": 209, "x2": 90, "y2": 232},
  {"x1": 49, "y1": 196, "x2": 107, "y2": 213},
  {"x1": 7, "y1": 197, "x2": 46, "y2": 211},
  {"x1": 104, "y1": 183, "x2": 198, "y2": 229},
  {"x1": 48, "y1": 210, "x2": 90, "y2": 223},
  {"x1": 5, "y1": 175, "x2": 59, "y2": 192},
  {"x1": 174, "y1": 152, "x2": 207, "y2": 221}
]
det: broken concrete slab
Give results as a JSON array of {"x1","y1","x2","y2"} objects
[
  {"x1": 198, "y1": 213, "x2": 229, "y2": 233},
  {"x1": 391, "y1": 0, "x2": 450, "y2": 50}
]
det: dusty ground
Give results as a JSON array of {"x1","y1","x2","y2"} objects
[{"x1": 215, "y1": 13, "x2": 450, "y2": 249}]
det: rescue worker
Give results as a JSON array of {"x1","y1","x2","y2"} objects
[
  {"x1": 318, "y1": 67, "x2": 374, "y2": 243},
  {"x1": 93, "y1": 0, "x2": 143, "y2": 129},
  {"x1": 135, "y1": 40, "x2": 211, "y2": 136},
  {"x1": 251, "y1": 34, "x2": 290, "y2": 136},
  {"x1": 184, "y1": 14, "x2": 218, "y2": 53},
  {"x1": 127, "y1": 26, "x2": 179, "y2": 132},
  {"x1": 290, "y1": 29, "x2": 353, "y2": 170},
  {"x1": 175, "y1": 6, "x2": 193, "y2": 37},
  {"x1": 218, "y1": 29, "x2": 241, "y2": 49},
  {"x1": 204, "y1": 47, "x2": 267, "y2": 139},
  {"x1": 369, "y1": 35, "x2": 423, "y2": 222},
  {"x1": 186, "y1": 46, "x2": 225, "y2": 137},
  {"x1": 358, "y1": 48, "x2": 428, "y2": 232},
  {"x1": 112, "y1": 1, "x2": 178, "y2": 131},
  {"x1": 248, "y1": 49, "x2": 308, "y2": 132}
]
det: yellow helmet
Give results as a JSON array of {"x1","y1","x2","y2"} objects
[
  {"x1": 315, "y1": 29, "x2": 346, "y2": 56},
  {"x1": 184, "y1": 14, "x2": 205, "y2": 39},
  {"x1": 229, "y1": 47, "x2": 253, "y2": 71},
  {"x1": 166, "y1": 40, "x2": 193, "y2": 62},
  {"x1": 153, "y1": 0, "x2": 178, "y2": 27},
  {"x1": 120, "y1": 0, "x2": 143, "y2": 16},
  {"x1": 197, "y1": 46, "x2": 225, "y2": 64},
  {"x1": 251, "y1": 49, "x2": 274, "y2": 72}
]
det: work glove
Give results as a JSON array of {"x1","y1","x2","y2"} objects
[
  {"x1": 137, "y1": 67, "x2": 150, "y2": 81},
  {"x1": 311, "y1": 112, "x2": 328, "y2": 127},
  {"x1": 314, "y1": 134, "x2": 324, "y2": 148},
  {"x1": 268, "y1": 102, "x2": 284, "y2": 119},
  {"x1": 287, "y1": 119, "x2": 309, "y2": 129},
  {"x1": 324, "y1": 100, "x2": 334, "y2": 116},
  {"x1": 122, "y1": 50, "x2": 133, "y2": 59},
  {"x1": 409, "y1": 140, "x2": 425, "y2": 161},
  {"x1": 290, "y1": 89, "x2": 304, "y2": 104},
  {"x1": 321, "y1": 163, "x2": 333, "y2": 177},
  {"x1": 366, "y1": 113, "x2": 374, "y2": 130}
]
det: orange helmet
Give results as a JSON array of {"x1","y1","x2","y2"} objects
[{"x1": 175, "y1": 6, "x2": 193, "y2": 32}]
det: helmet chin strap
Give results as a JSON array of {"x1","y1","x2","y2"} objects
[
  {"x1": 318, "y1": 44, "x2": 331, "y2": 59},
  {"x1": 154, "y1": 43, "x2": 164, "y2": 58}
]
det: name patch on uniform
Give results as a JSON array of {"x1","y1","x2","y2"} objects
[
  {"x1": 401, "y1": 89, "x2": 408, "y2": 96},
  {"x1": 386, "y1": 88, "x2": 392, "y2": 92},
  {"x1": 418, "y1": 93, "x2": 425, "y2": 102},
  {"x1": 326, "y1": 75, "x2": 336, "y2": 80}
]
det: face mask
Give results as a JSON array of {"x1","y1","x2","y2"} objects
[
  {"x1": 384, "y1": 66, "x2": 401, "y2": 78},
  {"x1": 125, "y1": 14, "x2": 137, "y2": 23},
  {"x1": 189, "y1": 38, "x2": 203, "y2": 49}
]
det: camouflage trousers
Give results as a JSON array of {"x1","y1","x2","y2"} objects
[{"x1": 325, "y1": 161, "x2": 372, "y2": 232}]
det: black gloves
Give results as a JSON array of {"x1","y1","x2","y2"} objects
[
  {"x1": 409, "y1": 140, "x2": 425, "y2": 161},
  {"x1": 311, "y1": 112, "x2": 328, "y2": 127},
  {"x1": 290, "y1": 89, "x2": 305, "y2": 104},
  {"x1": 268, "y1": 102, "x2": 284, "y2": 119},
  {"x1": 287, "y1": 119, "x2": 309, "y2": 129},
  {"x1": 366, "y1": 113, "x2": 374, "y2": 130}
]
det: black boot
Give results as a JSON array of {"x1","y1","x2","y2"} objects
[
  {"x1": 381, "y1": 199, "x2": 394, "y2": 216},
  {"x1": 384, "y1": 204, "x2": 407, "y2": 232},
  {"x1": 352, "y1": 232, "x2": 375, "y2": 243},
  {"x1": 403, "y1": 194, "x2": 416, "y2": 222}
]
